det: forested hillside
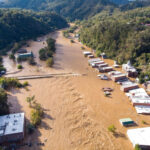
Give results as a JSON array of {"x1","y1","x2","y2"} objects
[
  {"x1": 79, "y1": 7, "x2": 150, "y2": 73},
  {"x1": 0, "y1": 0, "x2": 116, "y2": 20},
  {"x1": 0, "y1": 9, "x2": 68, "y2": 53}
]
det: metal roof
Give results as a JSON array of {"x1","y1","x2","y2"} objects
[
  {"x1": 135, "y1": 105, "x2": 150, "y2": 114},
  {"x1": 0, "y1": 113, "x2": 24, "y2": 136},
  {"x1": 127, "y1": 127, "x2": 150, "y2": 147}
]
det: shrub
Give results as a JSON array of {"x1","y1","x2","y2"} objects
[
  {"x1": 46, "y1": 57, "x2": 53, "y2": 67},
  {"x1": 17, "y1": 64, "x2": 23, "y2": 69},
  {"x1": 108, "y1": 125, "x2": 116, "y2": 133},
  {"x1": 0, "y1": 88, "x2": 9, "y2": 116},
  {"x1": 134, "y1": 144, "x2": 141, "y2": 150},
  {"x1": 9, "y1": 53, "x2": 15, "y2": 60},
  {"x1": 23, "y1": 81, "x2": 29, "y2": 87},
  {"x1": 0, "y1": 77, "x2": 22, "y2": 89},
  {"x1": 70, "y1": 39, "x2": 75, "y2": 43},
  {"x1": 142, "y1": 120, "x2": 146, "y2": 124},
  {"x1": 26, "y1": 95, "x2": 35, "y2": 107},
  {"x1": 30, "y1": 108, "x2": 42, "y2": 126}
]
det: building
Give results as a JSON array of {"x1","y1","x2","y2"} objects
[
  {"x1": 109, "y1": 71, "x2": 127, "y2": 82},
  {"x1": 119, "y1": 118, "x2": 134, "y2": 126},
  {"x1": 135, "y1": 105, "x2": 150, "y2": 114},
  {"x1": 122, "y1": 61, "x2": 138, "y2": 78},
  {"x1": 88, "y1": 58, "x2": 101, "y2": 64},
  {"x1": 17, "y1": 52, "x2": 33, "y2": 59},
  {"x1": 99, "y1": 66, "x2": 113, "y2": 73},
  {"x1": 127, "y1": 127, "x2": 150, "y2": 149},
  {"x1": 0, "y1": 113, "x2": 25, "y2": 144},
  {"x1": 120, "y1": 82, "x2": 139, "y2": 92},
  {"x1": 83, "y1": 51, "x2": 92, "y2": 57}
]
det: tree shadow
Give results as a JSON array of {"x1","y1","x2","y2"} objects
[{"x1": 113, "y1": 132, "x2": 127, "y2": 139}]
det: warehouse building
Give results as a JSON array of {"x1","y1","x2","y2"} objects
[{"x1": 0, "y1": 113, "x2": 25, "y2": 144}]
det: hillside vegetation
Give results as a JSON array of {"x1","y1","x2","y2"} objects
[
  {"x1": 79, "y1": 7, "x2": 150, "y2": 73},
  {"x1": 0, "y1": 0, "x2": 116, "y2": 21},
  {"x1": 1, "y1": 0, "x2": 150, "y2": 21},
  {"x1": 0, "y1": 9, "x2": 68, "y2": 53}
]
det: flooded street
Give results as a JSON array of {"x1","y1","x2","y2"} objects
[{"x1": 6, "y1": 30, "x2": 150, "y2": 150}]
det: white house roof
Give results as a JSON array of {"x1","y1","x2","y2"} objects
[
  {"x1": 127, "y1": 127, "x2": 150, "y2": 147},
  {"x1": 135, "y1": 105, "x2": 150, "y2": 114},
  {"x1": 0, "y1": 113, "x2": 24, "y2": 136}
]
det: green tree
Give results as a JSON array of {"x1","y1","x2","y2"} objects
[{"x1": 0, "y1": 88, "x2": 9, "y2": 116}]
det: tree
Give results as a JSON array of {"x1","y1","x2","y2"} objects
[
  {"x1": 0, "y1": 88, "x2": 9, "y2": 116},
  {"x1": 30, "y1": 108, "x2": 42, "y2": 127},
  {"x1": 17, "y1": 64, "x2": 23, "y2": 69},
  {"x1": 26, "y1": 95, "x2": 35, "y2": 107},
  {"x1": 46, "y1": 57, "x2": 53, "y2": 67},
  {"x1": 134, "y1": 144, "x2": 141, "y2": 150}
]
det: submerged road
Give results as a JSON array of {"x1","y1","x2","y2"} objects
[{"x1": 7, "y1": 72, "x2": 84, "y2": 80}]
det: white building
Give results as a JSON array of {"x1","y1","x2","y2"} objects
[
  {"x1": 127, "y1": 127, "x2": 150, "y2": 149},
  {"x1": 0, "y1": 113, "x2": 25, "y2": 143},
  {"x1": 122, "y1": 61, "x2": 138, "y2": 77}
]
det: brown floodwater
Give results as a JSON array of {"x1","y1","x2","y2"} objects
[{"x1": 6, "y1": 30, "x2": 150, "y2": 150}]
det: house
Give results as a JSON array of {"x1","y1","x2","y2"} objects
[
  {"x1": 135, "y1": 105, "x2": 150, "y2": 114},
  {"x1": 127, "y1": 127, "x2": 150, "y2": 149},
  {"x1": 131, "y1": 98, "x2": 150, "y2": 106},
  {"x1": 122, "y1": 61, "x2": 138, "y2": 78},
  {"x1": 99, "y1": 67, "x2": 113, "y2": 73},
  {"x1": 97, "y1": 63, "x2": 108, "y2": 68},
  {"x1": 88, "y1": 54, "x2": 94, "y2": 58},
  {"x1": 17, "y1": 52, "x2": 33, "y2": 59},
  {"x1": 120, "y1": 82, "x2": 139, "y2": 92},
  {"x1": 90, "y1": 61, "x2": 105, "y2": 68},
  {"x1": 109, "y1": 71, "x2": 127, "y2": 82},
  {"x1": 88, "y1": 58, "x2": 101, "y2": 64},
  {"x1": 0, "y1": 113, "x2": 25, "y2": 144},
  {"x1": 111, "y1": 74, "x2": 127, "y2": 82}
]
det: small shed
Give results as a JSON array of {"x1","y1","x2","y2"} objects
[
  {"x1": 119, "y1": 118, "x2": 134, "y2": 126},
  {"x1": 83, "y1": 51, "x2": 92, "y2": 57},
  {"x1": 101, "y1": 53, "x2": 107, "y2": 59},
  {"x1": 17, "y1": 52, "x2": 33, "y2": 59}
]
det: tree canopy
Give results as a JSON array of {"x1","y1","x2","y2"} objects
[{"x1": 0, "y1": 9, "x2": 68, "y2": 53}]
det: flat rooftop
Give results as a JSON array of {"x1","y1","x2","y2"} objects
[
  {"x1": 135, "y1": 105, "x2": 150, "y2": 114},
  {"x1": 127, "y1": 127, "x2": 150, "y2": 147},
  {"x1": 0, "y1": 113, "x2": 24, "y2": 136}
]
